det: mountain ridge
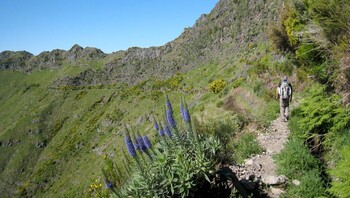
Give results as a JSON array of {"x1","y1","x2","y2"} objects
[{"x1": 0, "y1": 0, "x2": 280, "y2": 86}]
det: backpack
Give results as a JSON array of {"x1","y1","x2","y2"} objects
[{"x1": 280, "y1": 81, "x2": 291, "y2": 99}]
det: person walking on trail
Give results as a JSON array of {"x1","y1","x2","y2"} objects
[{"x1": 276, "y1": 76, "x2": 293, "y2": 122}]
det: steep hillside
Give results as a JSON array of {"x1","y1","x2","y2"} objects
[{"x1": 0, "y1": 0, "x2": 284, "y2": 196}]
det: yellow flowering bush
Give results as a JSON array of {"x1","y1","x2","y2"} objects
[
  {"x1": 87, "y1": 179, "x2": 104, "y2": 197},
  {"x1": 208, "y1": 79, "x2": 226, "y2": 94}
]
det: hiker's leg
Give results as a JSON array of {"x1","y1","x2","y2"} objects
[
  {"x1": 280, "y1": 100, "x2": 285, "y2": 119},
  {"x1": 285, "y1": 105, "x2": 289, "y2": 119}
]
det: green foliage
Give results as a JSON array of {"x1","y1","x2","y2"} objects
[
  {"x1": 75, "y1": 90, "x2": 87, "y2": 100},
  {"x1": 106, "y1": 97, "x2": 241, "y2": 198},
  {"x1": 151, "y1": 74, "x2": 183, "y2": 91},
  {"x1": 208, "y1": 79, "x2": 226, "y2": 94},
  {"x1": 284, "y1": 6, "x2": 305, "y2": 47},
  {"x1": 231, "y1": 77, "x2": 245, "y2": 89},
  {"x1": 124, "y1": 136, "x2": 221, "y2": 197},
  {"x1": 232, "y1": 133, "x2": 263, "y2": 164},
  {"x1": 273, "y1": 59, "x2": 294, "y2": 76},
  {"x1": 277, "y1": 83, "x2": 350, "y2": 197},
  {"x1": 106, "y1": 108, "x2": 124, "y2": 122},
  {"x1": 261, "y1": 100, "x2": 280, "y2": 125},
  {"x1": 196, "y1": 111, "x2": 242, "y2": 146},
  {"x1": 269, "y1": 4, "x2": 293, "y2": 51},
  {"x1": 248, "y1": 54, "x2": 271, "y2": 75},
  {"x1": 297, "y1": 84, "x2": 350, "y2": 141},
  {"x1": 252, "y1": 79, "x2": 266, "y2": 97},
  {"x1": 283, "y1": 169, "x2": 326, "y2": 198},
  {"x1": 295, "y1": 43, "x2": 325, "y2": 65},
  {"x1": 329, "y1": 146, "x2": 350, "y2": 198},
  {"x1": 275, "y1": 138, "x2": 326, "y2": 198},
  {"x1": 304, "y1": 0, "x2": 350, "y2": 44},
  {"x1": 275, "y1": 138, "x2": 321, "y2": 178}
]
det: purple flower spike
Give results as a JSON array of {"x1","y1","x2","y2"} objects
[
  {"x1": 165, "y1": 96, "x2": 173, "y2": 113},
  {"x1": 166, "y1": 109, "x2": 176, "y2": 128},
  {"x1": 159, "y1": 129, "x2": 165, "y2": 136},
  {"x1": 181, "y1": 102, "x2": 191, "y2": 123},
  {"x1": 134, "y1": 143, "x2": 140, "y2": 150},
  {"x1": 154, "y1": 121, "x2": 159, "y2": 131},
  {"x1": 183, "y1": 109, "x2": 191, "y2": 123},
  {"x1": 124, "y1": 137, "x2": 136, "y2": 157},
  {"x1": 180, "y1": 104, "x2": 185, "y2": 117},
  {"x1": 164, "y1": 124, "x2": 172, "y2": 138},
  {"x1": 105, "y1": 181, "x2": 113, "y2": 189},
  {"x1": 137, "y1": 136, "x2": 147, "y2": 152},
  {"x1": 142, "y1": 135, "x2": 152, "y2": 149}
]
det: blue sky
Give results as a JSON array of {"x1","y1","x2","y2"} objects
[{"x1": 0, "y1": 0, "x2": 218, "y2": 55}]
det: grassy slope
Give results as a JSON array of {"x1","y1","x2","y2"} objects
[
  {"x1": 0, "y1": 40, "x2": 283, "y2": 197},
  {"x1": 0, "y1": 0, "x2": 298, "y2": 196}
]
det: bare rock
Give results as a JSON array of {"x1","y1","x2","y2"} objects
[
  {"x1": 292, "y1": 179, "x2": 300, "y2": 186},
  {"x1": 244, "y1": 159, "x2": 254, "y2": 166},
  {"x1": 262, "y1": 175, "x2": 287, "y2": 185},
  {"x1": 270, "y1": 187, "x2": 285, "y2": 196}
]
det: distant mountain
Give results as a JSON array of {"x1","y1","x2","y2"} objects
[
  {"x1": 0, "y1": 45, "x2": 105, "y2": 72},
  {"x1": 0, "y1": 0, "x2": 280, "y2": 86}
]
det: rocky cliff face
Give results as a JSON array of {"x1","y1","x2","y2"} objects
[
  {"x1": 56, "y1": 0, "x2": 281, "y2": 86},
  {"x1": 0, "y1": 0, "x2": 280, "y2": 85},
  {"x1": 0, "y1": 51, "x2": 33, "y2": 70},
  {"x1": 0, "y1": 44, "x2": 106, "y2": 72}
]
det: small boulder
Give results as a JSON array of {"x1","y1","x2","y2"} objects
[
  {"x1": 244, "y1": 159, "x2": 254, "y2": 166},
  {"x1": 270, "y1": 187, "x2": 285, "y2": 195},
  {"x1": 292, "y1": 179, "x2": 301, "y2": 186},
  {"x1": 262, "y1": 175, "x2": 287, "y2": 185}
]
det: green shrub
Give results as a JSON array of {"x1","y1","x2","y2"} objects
[
  {"x1": 269, "y1": 4, "x2": 292, "y2": 51},
  {"x1": 273, "y1": 60, "x2": 294, "y2": 76},
  {"x1": 104, "y1": 96, "x2": 246, "y2": 197},
  {"x1": 275, "y1": 138, "x2": 320, "y2": 179},
  {"x1": 283, "y1": 169, "x2": 326, "y2": 198},
  {"x1": 275, "y1": 137, "x2": 326, "y2": 197},
  {"x1": 216, "y1": 100, "x2": 224, "y2": 108},
  {"x1": 231, "y1": 77, "x2": 245, "y2": 89},
  {"x1": 251, "y1": 79, "x2": 266, "y2": 97},
  {"x1": 305, "y1": 0, "x2": 350, "y2": 44},
  {"x1": 284, "y1": 7, "x2": 304, "y2": 47},
  {"x1": 232, "y1": 133, "x2": 263, "y2": 164},
  {"x1": 195, "y1": 112, "x2": 242, "y2": 146},
  {"x1": 295, "y1": 43, "x2": 326, "y2": 66},
  {"x1": 297, "y1": 85, "x2": 350, "y2": 142},
  {"x1": 208, "y1": 79, "x2": 226, "y2": 94},
  {"x1": 329, "y1": 146, "x2": 350, "y2": 198},
  {"x1": 260, "y1": 100, "x2": 279, "y2": 125}
]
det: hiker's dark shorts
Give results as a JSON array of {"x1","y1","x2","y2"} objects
[{"x1": 281, "y1": 99, "x2": 289, "y2": 107}]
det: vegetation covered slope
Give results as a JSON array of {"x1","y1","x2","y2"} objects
[{"x1": 0, "y1": 0, "x2": 349, "y2": 197}]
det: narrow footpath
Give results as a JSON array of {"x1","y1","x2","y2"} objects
[{"x1": 231, "y1": 116, "x2": 291, "y2": 197}]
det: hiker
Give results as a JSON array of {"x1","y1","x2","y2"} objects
[{"x1": 276, "y1": 76, "x2": 293, "y2": 121}]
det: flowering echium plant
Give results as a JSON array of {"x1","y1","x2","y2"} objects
[{"x1": 104, "y1": 94, "x2": 223, "y2": 197}]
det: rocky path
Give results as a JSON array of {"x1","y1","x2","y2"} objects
[{"x1": 231, "y1": 117, "x2": 291, "y2": 197}]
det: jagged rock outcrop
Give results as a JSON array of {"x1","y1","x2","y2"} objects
[
  {"x1": 53, "y1": 0, "x2": 281, "y2": 87},
  {"x1": 0, "y1": 51, "x2": 33, "y2": 70},
  {"x1": 0, "y1": 44, "x2": 106, "y2": 72}
]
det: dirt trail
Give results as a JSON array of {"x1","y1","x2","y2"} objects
[
  {"x1": 231, "y1": 116, "x2": 291, "y2": 197},
  {"x1": 256, "y1": 117, "x2": 290, "y2": 197}
]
